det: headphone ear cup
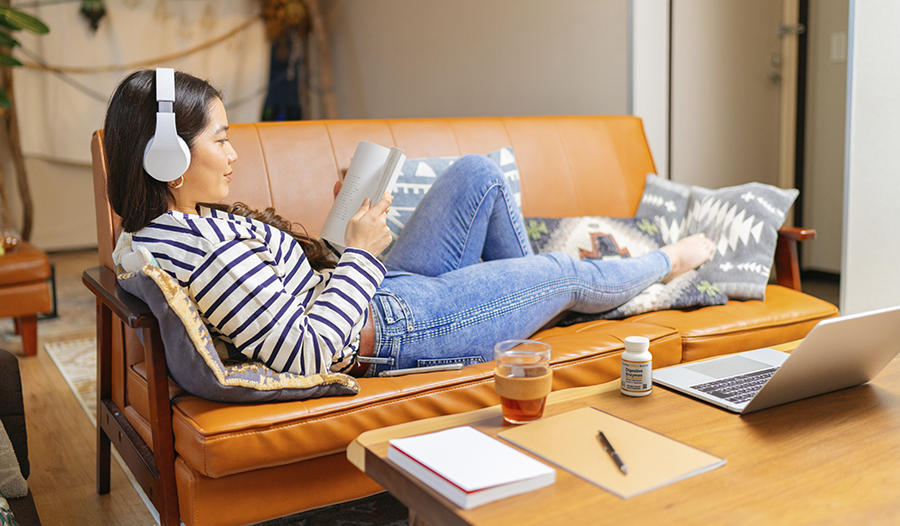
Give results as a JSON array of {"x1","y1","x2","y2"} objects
[{"x1": 143, "y1": 112, "x2": 191, "y2": 182}]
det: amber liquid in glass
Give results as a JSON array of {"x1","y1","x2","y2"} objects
[{"x1": 500, "y1": 395, "x2": 546, "y2": 424}]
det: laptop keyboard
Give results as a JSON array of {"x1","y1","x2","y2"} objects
[{"x1": 690, "y1": 367, "x2": 780, "y2": 404}]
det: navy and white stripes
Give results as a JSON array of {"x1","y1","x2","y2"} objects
[{"x1": 129, "y1": 207, "x2": 386, "y2": 375}]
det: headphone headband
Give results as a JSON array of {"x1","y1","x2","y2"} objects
[{"x1": 142, "y1": 68, "x2": 191, "y2": 182}]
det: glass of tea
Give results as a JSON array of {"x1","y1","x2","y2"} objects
[{"x1": 493, "y1": 340, "x2": 553, "y2": 425}]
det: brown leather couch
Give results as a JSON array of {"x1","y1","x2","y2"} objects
[
  {"x1": 85, "y1": 116, "x2": 838, "y2": 526},
  {"x1": 0, "y1": 242, "x2": 52, "y2": 357}
]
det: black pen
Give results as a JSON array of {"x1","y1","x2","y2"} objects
[{"x1": 598, "y1": 430, "x2": 628, "y2": 475}]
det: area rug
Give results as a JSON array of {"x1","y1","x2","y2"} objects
[{"x1": 44, "y1": 338, "x2": 97, "y2": 424}]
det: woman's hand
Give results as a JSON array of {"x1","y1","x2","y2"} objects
[{"x1": 344, "y1": 192, "x2": 394, "y2": 256}]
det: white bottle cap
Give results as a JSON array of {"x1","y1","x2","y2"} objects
[{"x1": 624, "y1": 336, "x2": 650, "y2": 352}]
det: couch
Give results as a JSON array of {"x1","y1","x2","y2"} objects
[
  {"x1": 0, "y1": 242, "x2": 52, "y2": 357},
  {"x1": 0, "y1": 348, "x2": 42, "y2": 526},
  {"x1": 84, "y1": 115, "x2": 838, "y2": 526}
]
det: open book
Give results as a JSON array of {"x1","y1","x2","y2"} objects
[
  {"x1": 388, "y1": 426, "x2": 556, "y2": 509},
  {"x1": 320, "y1": 141, "x2": 406, "y2": 252}
]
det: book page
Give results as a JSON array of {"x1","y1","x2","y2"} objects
[{"x1": 320, "y1": 141, "x2": 402, "y2": 250}]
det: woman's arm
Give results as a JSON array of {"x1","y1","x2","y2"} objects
[{"x1": 189, "y1": 238, "x2": 385, "y2": 375}]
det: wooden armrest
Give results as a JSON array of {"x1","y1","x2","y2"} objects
[
  {"x1": 774, "y1": 227, "x2": 817, "y2": 292},
  {"x1": 84, "y1": 264, "x2": 179, "y2": 524},
  {"x1": 777, "y1": 226, "x2": 816, "y2": 242},
  {"x1": 82, "y1": 265, "x2": 157, "y2": 329}
]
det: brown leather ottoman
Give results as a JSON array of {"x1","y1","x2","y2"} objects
[{"x1": 0, "y1": 242, "x2": 51, "y2": 357}]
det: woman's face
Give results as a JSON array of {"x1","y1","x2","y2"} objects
[{"x1": 170, "y1": 97, "x2": 237, "y2": 214}]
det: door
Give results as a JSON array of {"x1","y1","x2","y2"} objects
[{"x1": 670, "y1": 0, "x2": 786, "y2": 189}]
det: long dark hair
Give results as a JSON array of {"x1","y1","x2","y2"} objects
[
  {"x1": 104, "y1": 69, "x2": 335, "y2": 271},
  {"x1": 104, "y1": 69, "x2": 219, "y2": 233}
]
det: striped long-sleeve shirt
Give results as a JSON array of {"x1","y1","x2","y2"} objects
[{"x1": 127, "y1": 207, "x2": 386, "y2": 375}]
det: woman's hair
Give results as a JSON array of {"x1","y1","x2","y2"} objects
[
  {"x1": 104, "y1": 69, "x2": 335, "y2": 271},
  {"x1": 104, "y1": 69, "x2": 220, "y2": 232}
]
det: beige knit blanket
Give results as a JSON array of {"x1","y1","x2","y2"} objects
[{"x1": 0, "y1": 420, "x2": 27, "y2": 499}]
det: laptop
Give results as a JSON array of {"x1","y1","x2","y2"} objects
[{"x1": 652, "y1": 305, "x2": 900, "y2": 414}]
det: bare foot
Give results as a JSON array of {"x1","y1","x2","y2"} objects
[{"x1": 660, "y1": 234, "x2": 716, "y2": 283}]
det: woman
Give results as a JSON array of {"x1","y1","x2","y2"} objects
[{"x1": 106, "y1": 70, "x2": 714, "y2": 377}]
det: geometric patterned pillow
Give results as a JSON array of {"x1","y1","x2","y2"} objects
[
  {"x1": 116, "y1": 265, "x2": 360, "y2": 403},
  {"x1": 685, "y1": 182, "x2": 799, "y2": 300},
  {"x1": 525, "y1": 216, "x2": 727, "y2": 324},
  {"x1": 386, "y1": 147, "x2": 521, "y2": 243},
  {"x1": 634, "y1": 173, "x2": 692, "y2": 244}
]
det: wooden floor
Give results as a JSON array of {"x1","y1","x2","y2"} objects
[{"x1": 9, "y1": 250, "x2": 156, "y2": 526}]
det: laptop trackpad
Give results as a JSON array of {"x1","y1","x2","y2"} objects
[{"x1": 687, "y1": 356, "x2": 772, "y2": 379}]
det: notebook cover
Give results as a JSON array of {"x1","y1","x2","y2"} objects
[{"x1": 498, "y1": 407, "x2": 725, "y2": 499}]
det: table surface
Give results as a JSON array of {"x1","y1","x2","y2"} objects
[{"x1": 348, "y1": 341, "x2": 900, "y2": 525}]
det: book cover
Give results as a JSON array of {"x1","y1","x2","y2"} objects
[
  {"x1": 498, "y1": 407, "x2": 725, "y2": 499},
  {"x1": 320, "y1": 141, "x2": 406, "y2": 252},
  {"x1": 387, "y1": 426, "x2": 556, "y2": 509}
]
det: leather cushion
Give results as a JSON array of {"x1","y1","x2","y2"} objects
[
  {"x1": 629, "y1": 285, "x2": 840, "y2": 362},
  {"x1": 166, "y1": 322, "x2": 679, "y2": 478},
  {"x1": 0, "y1": 242, "x2": 50, "y2": 287}
]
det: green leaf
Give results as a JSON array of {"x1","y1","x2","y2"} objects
[
  {"x1": 0, "y1": 53, "x2": 22, "y2": 67},
  {"x1": 0, "y1": 8, "x2": 50, "y2": 35},
  {"x1": 0, "y1": 32, "x2": 19, "y2": 48},
  {"x1": 0, "y1": 87, "x2": 10, "y2": 109}
]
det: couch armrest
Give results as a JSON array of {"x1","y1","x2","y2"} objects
[
  {"x1": 82, "y1": 266, "x2": 179, "y2": 525},
  {"x1": 81, "y1": 266, "x2": 157, "y2": 330},
  {"x1": 775, "y1": 227, "x2": 816, "y2": 291}
]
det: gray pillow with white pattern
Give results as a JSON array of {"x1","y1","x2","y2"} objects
[
  {"x1": 684, "y1": 182, "x2": 798, "y2": 300},
  {"x1": 386, "y1": 148, "x2": 521, "y2": 242}
]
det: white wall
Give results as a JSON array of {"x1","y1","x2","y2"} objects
[
  {"x1": 630, "y1": 0, "x2": 670, "y2": 179},
  {"x1": 4, "y1": 0, "x2": 631, "y2": 251},
  {"x1": 802, "y1": 0, "x2": 848, "y2": 275},
  {"x1": 841, "y1": 1, "x2": 900, "y2": 314},
  {"x1": 322, "y1": 0, "x2": 629, "y2": 119}
]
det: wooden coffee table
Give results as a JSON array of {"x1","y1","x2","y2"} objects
[{"x1": 348, "y1": 342, "x2": 900, "y2": 525}]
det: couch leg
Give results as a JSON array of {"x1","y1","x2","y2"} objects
[{"x1": 18, "y1": 316, "x2": 38, "y2": 357}]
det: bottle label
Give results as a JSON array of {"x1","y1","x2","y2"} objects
[{"x1": 621, "y1": 359, "x2": 652, "y2": 395}]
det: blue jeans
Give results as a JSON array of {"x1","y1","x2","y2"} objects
[{"x1": 365, "y1": 154, "x2": 671, "y2": 375}]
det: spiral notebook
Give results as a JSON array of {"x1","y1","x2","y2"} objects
[{"x1": 498, "y1": 407, "x2": 725, "y2": 499}]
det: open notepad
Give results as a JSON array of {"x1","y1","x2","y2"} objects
[
  {"x1": 499, "y1": 407, "x2": 725, "y2": 499},
  {"x1": 388, "y1": 426, "x2": 556, "y2": 509}
]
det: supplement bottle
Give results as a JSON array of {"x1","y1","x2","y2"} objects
[{"x1": 621, "y1": 336, "x2": 652, "y2": 397}]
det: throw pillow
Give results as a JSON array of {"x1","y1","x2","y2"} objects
[
  {"x1": 634, "y1": 173, "x2": 692, "y2": 245},
  {"x1": 0, "y1": 421, "x2": 26, "y2": 500},
  {"x1": 684, "y1": 182, "x2": 798, "y2": 300},
  {"x1": 117, "y1": 265, "x2": 360, "y2": 403},
  {"x1": 525, "y1": 216, "x2": 727, "y2": 323},
  {"x1": 386, "y1": 147, "x2": 521, "y2": 241}
]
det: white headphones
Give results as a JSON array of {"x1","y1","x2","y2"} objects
[{"x1": 142, "y1": 68, "x2": 191, "y2": 182}]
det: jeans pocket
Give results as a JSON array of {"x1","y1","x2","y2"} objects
[
  {"x1": 373, "y1": 290, "x2": 413, "y2": 334},
  {"x1": 417, "y1": 356, "x2": 485, "y2": 368}
]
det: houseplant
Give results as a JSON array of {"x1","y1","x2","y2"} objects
[{"x1": 0, "y1": 5, "x2": 49, "y2": 108}]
